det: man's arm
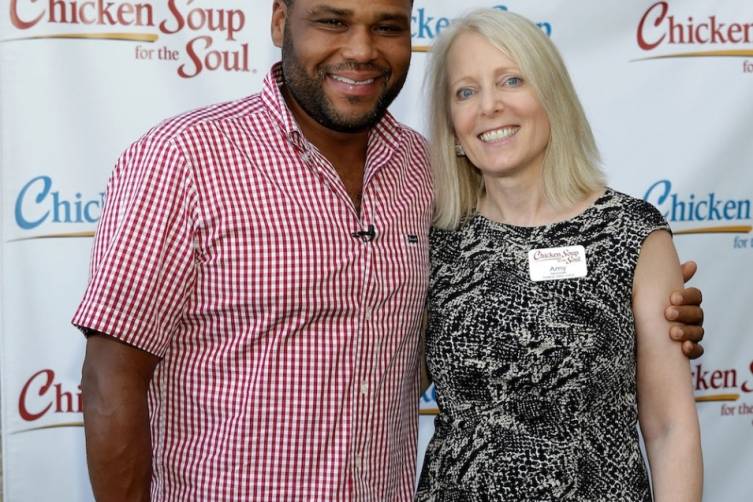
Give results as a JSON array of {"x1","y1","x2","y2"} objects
[
  {"x1": 81, "y1": 333, "x2": 160, "y2": 502},
  {"x1": 666, "y1": 261, "x2": 705, "y2": 359}
]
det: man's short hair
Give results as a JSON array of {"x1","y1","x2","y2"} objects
[{"x1": 284, "y1": 0, "x2": 413, "y2": 7}]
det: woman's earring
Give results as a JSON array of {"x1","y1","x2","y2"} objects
[{"x1": 454, "y1": 143, "x2": 466, "y2": 157}]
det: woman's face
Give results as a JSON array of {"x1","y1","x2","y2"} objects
[{"x1": 447, "y1": 31, "x2": 550, "y2": 180}]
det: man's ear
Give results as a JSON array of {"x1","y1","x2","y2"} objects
[{"x1": 271, "y1": 0, "x2": 288, "y2": 49}]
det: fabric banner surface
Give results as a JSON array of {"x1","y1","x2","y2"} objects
[{"x1": 1, "y1": 0, "x2": 751, "y2": 500}]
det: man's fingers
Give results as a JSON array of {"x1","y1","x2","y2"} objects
[
  {"x1": 671, "y1": 325, "x2": 705, "y2": 343},
  {"x1": 670, "y1": 287, "x2": 703, "y2": 306},
  {"x1": 665, "y1": 305, "x2": 705, "y2": 325},
  {"x1": 665, "y1": 304, "x2": 705, "y2": 325},
  {"x1": 679, "y1": 260, "x2": 698, "y2": 283},
  {"x1": 682, "y1": 340, "x2": 704, "y2": 360}
]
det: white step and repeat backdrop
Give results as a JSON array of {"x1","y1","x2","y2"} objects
[{"x1": 2, "y1": 1, "x2": 752, "y2": 500}]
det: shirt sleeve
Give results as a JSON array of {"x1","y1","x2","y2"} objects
[
  {"x1": 71, "y1": 133, "x2": 198, "y2": 357},
  {"x1": 620, "y1": 195, "x2": 673, "y2": 286}
]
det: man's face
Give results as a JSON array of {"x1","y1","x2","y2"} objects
[{"x1": 271, "y1": 0, "x2": 412, "y2": 133}]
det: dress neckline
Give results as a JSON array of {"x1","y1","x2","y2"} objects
[{"x1": 471, "y1": 187, "x2": 613, "y2": 233}]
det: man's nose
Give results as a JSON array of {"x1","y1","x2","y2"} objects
[{"x1": 342, "y1": 26, "x2": 378, "y2": 62}]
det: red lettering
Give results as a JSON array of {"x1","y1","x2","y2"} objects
[
  {"x1": 710, "y1": 16, "x2": 726, "y2": 44},
  {"x1": 79, "y1": 1, "x2": 96, "y2": 24},
  {"x1": 637, "y1": 1, "x2": 668, "y2": 51},
  {"x1": 117, "y1": 2, "x2": 133, "y2": 25},
  {"x1": 97, "y1": 0, "x2": 116, "y2": 25},
  {"x1": 728, "y1": 23, "x2": 742, "y2": 43},
  {"x1": 18, "y1": 369, "x2": 54, "y2": 421},
  {"x1": 693, "y1": 363, "x2": 709, "y2": 390},
  {"x1": 742, "y1": 361, "x2": 753, "y2": 393},
  {"x1": 159, "y1": 0, "x2": 184, "y2": 35},
  {"x1": 710, "y1": 370, "x2": 724, "y2": 388},
  {"x1": 10, "y1": 0, "x2": 45, "y2": 29},
  {"x1": 695, "y1": 22, "x2": 709, "y2": 44},
  {"x1": 179, "y1": 35, "x2": 210, "y2": 78}
]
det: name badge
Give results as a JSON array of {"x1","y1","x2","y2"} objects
[{"x1": 528, "y1": 245, "x2": 588, "y2": 282}]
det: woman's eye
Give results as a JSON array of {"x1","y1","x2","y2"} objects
[
  {"x1": 456, "y1": 88, "x2": 475, "y2": 100},
  {"x1": 503, "y1": 76, "x2": 524, "y2": 87}
]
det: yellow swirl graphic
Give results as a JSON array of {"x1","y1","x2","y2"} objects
[
  {"x1": 1, "y1": 32, "x2": 158, "y2": 43},
  {"x1": 633, "y1": 49, "x2": 753, "y2": 62}
]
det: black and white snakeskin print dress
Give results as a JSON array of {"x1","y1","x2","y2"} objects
[{"x1": 416, "y1": 189, "x2": 669, "y2": 501}]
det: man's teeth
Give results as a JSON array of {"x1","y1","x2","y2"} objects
[
  {"x1": 479, "y1": 127, "x2": 518, "y2": 142},
  {"x1": 331, "y1": 75, "x2": 375, "y2": 86}
]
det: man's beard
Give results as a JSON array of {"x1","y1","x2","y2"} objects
[{"x1": 280, "y1": 24, "x2": 407, "y2": 133}]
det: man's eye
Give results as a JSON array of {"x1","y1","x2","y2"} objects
[
  {"x1": 456, "y1": 88, "x2": 475, "y2": 100},
  {"x1": 376, "y1": 24, "x2": 405, "y2": 35},
  {"x1": 317, "y1": 19, "x2": 346, "y2": 28}
]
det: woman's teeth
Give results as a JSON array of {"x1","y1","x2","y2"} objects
[{"x1": 479, "y1": 127, "x2": 519, "y2": 143}]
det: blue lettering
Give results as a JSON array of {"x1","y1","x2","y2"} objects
[
  {"x1": 644, "y1": 179, "x2": 672, "y2": 219},
  {"x1": 412, "y1": 8, "x2": 434, "y2": 39},
  {"x1": 644, "y1": 179, "x2": 751, "y2": 223},
  {"x1": 724, "y1": 200, "x2": 738, "y2": 220},
  {"x1": 738, "y1": 200, "x2": 751, "y2": 219},
  {"x1": 694, "y1": 200, "x2": 708, "y2": 221},
  {"x1": 708, "y1": 193, "x2": 722, "y2": 221},
  {"x1": 15, "y1": 176, "x2": 52, "y2": 230},
  {"x1": 15, "y1": 176, "x2": 104, "y2": 230},
  {"x1": 52, "y1": 191, "x2": 72, "y2": 223},
  {"x1": 412, "y1": 6, "x2": 552, "y2": 41},
  {"x1": 420, "y1": 385, "x2": 437, "y2": 404},
  {"x1": 670, "y1": 193, "x2": 687, "y2": 221},
  {"x1": 84, "y1": 199, "x2": 102, "y2": 222},
  {"x1": 435, "y1": 17, "x2": 449, "y2": 36}
]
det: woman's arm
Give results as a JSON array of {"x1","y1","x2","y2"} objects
[{"x1": 633, "y1": 230, "x2": 703, "y2": 501}]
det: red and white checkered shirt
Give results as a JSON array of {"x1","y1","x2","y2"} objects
[{"x1": 72, "y1": 63, "x2": 432, "y2": 501}]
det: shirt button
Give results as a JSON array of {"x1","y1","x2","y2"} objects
[
  {"x1": 360, "y1": 382, "x2": 369, "y2": 395},
  {"x1": 354, "y1": 453, "x2": 362, "y2": 470},
  {"x1": 365, "y1": 308, "x2": 373, "y2": 321},
  {"x1": 301, "y1": 151, "x2": 311, "y2": 162}
]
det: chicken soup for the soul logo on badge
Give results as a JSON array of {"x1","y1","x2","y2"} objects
[
  {"x1": 644, "y1": 179, "x2": 753, "y2": 250},
  {"x1": 8, "y1": 175, "x2": 104, "y2": 241},
  {"x1": 411, "y1": 4, "x2": 552, "y2": 52},
  {"x1": 14, "y1": 368, "x2": 83, "y2": 433},
  {"x1": 634, "y1": 1, "x2": 753, "y2": 73},
  {"x1": 4, "y1": 0, "x2": 249, "y2": 78}
]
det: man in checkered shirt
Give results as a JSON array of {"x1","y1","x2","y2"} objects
[{"x1": 73, "y1": 1, "x2": 705, "y2": 500}]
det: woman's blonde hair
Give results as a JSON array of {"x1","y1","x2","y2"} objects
[{"x1": 426, "y1": 8, "x2": 605, "y2": 229}]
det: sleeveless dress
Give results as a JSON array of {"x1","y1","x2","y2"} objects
[{"x1": 416, "y1": 189, "x2": 669, "y2": 501}]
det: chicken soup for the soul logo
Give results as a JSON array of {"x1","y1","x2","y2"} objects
[
  {"x1": 644, "y1": 180, "x2": 753, "y2": 250},
  {"x1": 9, "y1": 175, "x2": 102, "y2": 241},
  {"x1": 693, "y1": 359, "x2": 753, "y2": 427},
  {"x1": 14, "y1": 368, "x2": 83, "y2": 434},
  {"x1": 635, "y1": 1, "x2": 753, "y2": 73},
  {"x1": 411, "y1": 4, "x2": 553, "y2": 52},
  {"x1": 5, "y1": 0, "x2": 249, "y2": 78}
]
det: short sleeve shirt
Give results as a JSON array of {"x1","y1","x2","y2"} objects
[{"x1": 72, "y1": 63, "x2": 433, "y2": 502}]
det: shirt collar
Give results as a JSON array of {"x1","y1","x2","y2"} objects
[{"x1": 261, "y1": 62, "x2": 404, "y2": 155}]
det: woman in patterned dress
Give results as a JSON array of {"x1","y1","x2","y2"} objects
[{"x1": 416, "y1": 9, "x2": 702, "y2": 501}]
